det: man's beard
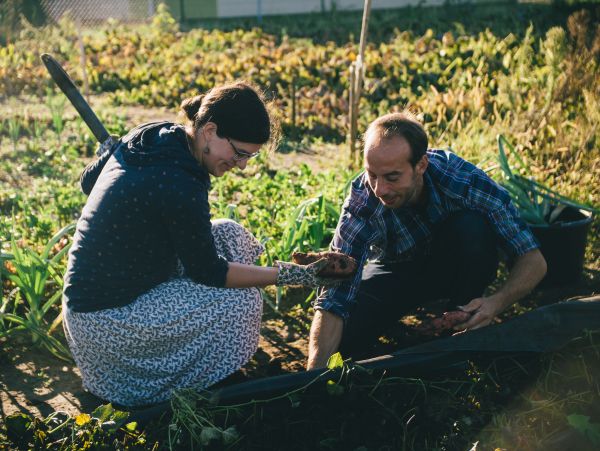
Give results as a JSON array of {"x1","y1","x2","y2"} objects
[{"x1": 382, "y1": 174, "x2": 420, "y2": 209}]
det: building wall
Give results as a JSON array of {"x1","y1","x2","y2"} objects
[
  {"x1": 217, "y1": 0, "x2": 326, "y2": 18},
  {"x1": 164, "y1": 0, "x2": 217, "y2": 21},
  {"x1": 216, "y1": 0, "x2": 469, "y2": 19}
]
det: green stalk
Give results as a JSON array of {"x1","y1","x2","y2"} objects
[
  {"x1": 0, "y1": 223, "x2": 75, "y2": 360},
  {"x1": 496, "y1": 134, "x2": 598, "y2": 225}
]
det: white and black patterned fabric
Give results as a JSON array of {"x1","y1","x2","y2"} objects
[{"x1": 63, "y1": 219, "x2": 264, "y2": 407}]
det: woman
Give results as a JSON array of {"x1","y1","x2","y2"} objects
[{"x1": 62, "y1": 81, "x2": 333, "y2": 407}]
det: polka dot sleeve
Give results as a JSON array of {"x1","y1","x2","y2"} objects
[{"x1": 160, "y1": 171, "x2": 229, "y2": 287}]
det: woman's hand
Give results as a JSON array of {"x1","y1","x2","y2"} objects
[{"x1": 276, "y1": 259, "x2": 343, "y2": 288}]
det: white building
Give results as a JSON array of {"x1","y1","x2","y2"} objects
[
  {"x1": 41, "y1": 0, "x2": 481, "y2": 24},
  {"x1": 164, "y1": 0, "x2": 464, "y2": 20}
]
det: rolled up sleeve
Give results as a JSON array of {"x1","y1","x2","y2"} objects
[
  {"x1": 315, "y1": 207, "x2": 379, "y2": 321},
  {"x1": 468, "y1": 169, "x2": 539, "y2": 260}
]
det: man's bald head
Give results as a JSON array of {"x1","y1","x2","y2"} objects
[{"x1": 364, "y1": 111, "x2": 428, "y2": 167}]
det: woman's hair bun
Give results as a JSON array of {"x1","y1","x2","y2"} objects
[{"x1": 180, "y1": 95, "x2": 204, "y2": 121}]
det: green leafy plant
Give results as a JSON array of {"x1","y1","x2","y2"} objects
[
  {"x1": 31, "y1": 117, "x2": 45, "y2": 143},
  {"x1": 7, "y1": 116, "x2": 21, "y2": 151},
  {"x1": 264, "y1": 194, "x2": 339, "y2": 309},
  {"x1": 497, "y1": 134, "x2": 599, "y2": 225},
  {"x1": 214, "y1": 184, "x2": 241, "y2": 222},
  {"x1": 169, "y1": 360, "x2": 344, "y2": 449},
  {"x1": 0, "y1": 223, "x2": 75, "y2": 361},
  {"x1": 567, "y1": 414, "x2": 600, "y2": 446},
  {"x1": 2, "y1": 403, "x2": 144, "y2": 450},
  {"x1": 45, "y1": 88, "x2": 66, "y2": 136},
  {"x1": 280, "y1": 194, "x2": 338, "y2": 256}
]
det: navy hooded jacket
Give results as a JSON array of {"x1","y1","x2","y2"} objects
[{"x1": 63, "y1": 121, "x2": 229, "y2": 312}]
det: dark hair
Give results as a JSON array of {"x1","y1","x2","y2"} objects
[
  {"x1": 365, "y1": 111, "x2": 428, "y2": 166},
  {"x1": 180, "y1": 81, "x2": 271, "y2": 145}
]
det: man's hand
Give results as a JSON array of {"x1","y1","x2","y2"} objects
[
  {"x1": 454, "y1": 249, "x2": 547, "y2": 332},
  {"x1": 453, "y1": 296, "x2": 503, "y2": 331}
]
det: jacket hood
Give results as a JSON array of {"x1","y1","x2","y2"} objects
[
  {"x1": 120, "y1": 121, "x2": 204, "y2": 172},
  {"x1": 80, "y1": 121, "x2": 209, "y2": 195}
]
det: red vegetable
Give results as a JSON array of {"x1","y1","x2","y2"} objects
[
  {"x1": 292, "y1": 251, "x2": 357, "y2": 278},
  {"x1": 415, "y1": 310, "x2": 472, "y2": 336}
]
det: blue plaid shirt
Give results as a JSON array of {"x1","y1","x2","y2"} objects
[{"x1": 315, "y1": 149, "x2": 539, "y2": 320}]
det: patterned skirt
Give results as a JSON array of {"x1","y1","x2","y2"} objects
[{"x1": 63, "y1": 219, "x2": 265, "y2": 407}]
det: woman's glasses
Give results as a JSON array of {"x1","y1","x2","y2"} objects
[{"x1": 227, "y1": 138, "x2": 260, "y2": 162}]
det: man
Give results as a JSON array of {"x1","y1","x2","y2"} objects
[{"x1": 307, "y1": 111, "x2": 547, "y2": 369}]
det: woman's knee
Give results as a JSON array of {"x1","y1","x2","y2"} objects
[
  {"x1": 211, "y1": 219, "x2": 264, "y2": 264},
  {"x1": 211, "y1": 217, "x2": 244, "y2": 233}
]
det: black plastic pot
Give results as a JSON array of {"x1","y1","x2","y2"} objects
[{"x1": 528, "y1": 207, "x2": 593, "y2": 286}]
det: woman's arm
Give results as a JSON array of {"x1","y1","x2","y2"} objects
[{"x1": 224, "y1": 262, "x2": 279, "y2": 288}]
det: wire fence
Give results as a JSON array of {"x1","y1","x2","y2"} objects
[
  {"x1": 40, "y1": 0, "x2": 158, "y2": 26},
  {"x1": 1, "y1": 0, "x2": 159, "y2": 44}
]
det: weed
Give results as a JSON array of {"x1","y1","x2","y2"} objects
[
  {"x1": 0, "y1": 222, "x2": 75, "y2": 361},
  {"x1": 45, "y1": 88, "x2": 66, "y2": 136}
]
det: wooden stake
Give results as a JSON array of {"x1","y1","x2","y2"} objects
[
  {"x1": 291, "y1": 77, "x2": 296, "y2": 130},
  {"x1": 349, "y1": 62, "x2": 356, "y2": 167},
  {"x1": 348, "y1": 0, "x2": 372, "y2": 168}
]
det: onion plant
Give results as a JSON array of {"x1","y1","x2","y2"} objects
[
  {"x1": 0, "y1": 223, "x2": 75, "y2": 361},
  {"x1": 264, "y1": 194, "x2": 339, "y2": 310},
  {"x1": 45, "y1": 88, "x2": 66, "y2": 136},
  {"x1": 32, "y1": 117, "x2": 45, "y2": 143},
  {"x1": 7, "y1": 116, "x2": 20, "y2": 151},
  {"x1": 497, "y1": 135, "x2": 599, "y2": 225}
]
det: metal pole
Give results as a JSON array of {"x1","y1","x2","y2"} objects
[
  {"x1": 147, "y1": 0, "x2": 155, "y2": 17},
  {"x1": 179, "y1": 0, "x2": 185, "y2": 23},
  {"x1": 257, "y1": 0, "x2": 262, "y2": 23}
]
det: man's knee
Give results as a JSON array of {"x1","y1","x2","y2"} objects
[
  {"x1": 441, "y1": 211, "x2": 496, "y2": 255},
  {"x1": 436, "y1": 210, "x2": 499, "y2": 282}
]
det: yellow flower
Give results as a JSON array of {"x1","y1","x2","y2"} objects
[{"x1": 75, "y1": 413, "x2": 91, "y2": 426}]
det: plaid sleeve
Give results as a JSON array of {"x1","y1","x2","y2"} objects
[
  {"x1": 467, "y1": 169, "x2": 539, "y2": 260},
  {"x1": 314, "y1": 183, "x2": 380, "y2": 320}
]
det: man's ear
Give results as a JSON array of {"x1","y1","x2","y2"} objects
[{"x1": 416, "y1": 154, "x2": 428, "y2": 175}]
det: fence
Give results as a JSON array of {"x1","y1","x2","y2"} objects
[
  {"x1": 0, "y1": 0, "x2": 157, "y2": 44},
  {"x1": 40, "y1": 0, "x2": 158, "y2": 25}
]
